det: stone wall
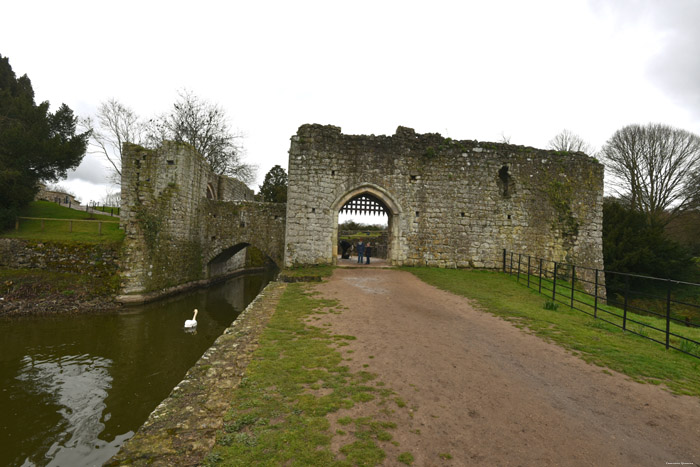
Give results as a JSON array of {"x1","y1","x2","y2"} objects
[
  {"x1": 0, "y1": 238, "x2": 119, "y2": 277},
  {"x1": 284, "y1": 124, "x2": 604, "y2": 273},
  {"x1": 204, "y1": 201, "x2": 286, "y2": 274},
  {"x1": 120, "y1": 142, "x2": 285, "y2": 299}
]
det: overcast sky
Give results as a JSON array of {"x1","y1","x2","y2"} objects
[{"x1": 2, "y1": 0, "x2": 699, "y2": 207}]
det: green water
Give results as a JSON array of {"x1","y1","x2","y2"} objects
[{"x1": 0, "y1": 271, "x2": 275, "y2": 467}]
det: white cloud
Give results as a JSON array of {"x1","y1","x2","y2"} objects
[{"x1": 2, "y1": 0, "x2": 698, "y2": 203}]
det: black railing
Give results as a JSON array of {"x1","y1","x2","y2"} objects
[{"x1": 502, "y1": 249, "x2": 700, "y2": 360}]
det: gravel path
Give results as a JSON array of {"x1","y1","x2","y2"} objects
[{"x1": 316, "y1": 268, "x2": 700, "y2": 466}]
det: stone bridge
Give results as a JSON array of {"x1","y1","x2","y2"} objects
[
  {"x1": 119, "y1": 125, "x2": 605, "y2": 301},
  {"x1": 118, "y1": 142, "x2": 285, "y2": 302}
]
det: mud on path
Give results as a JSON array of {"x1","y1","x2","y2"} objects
[{"x1": 315, "y1": 268, "x2": 700, "y2": 466}]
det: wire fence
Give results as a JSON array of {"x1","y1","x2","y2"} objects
[
  {"x1": 502, "y1": 249, "x2": 700, "y2": 360},
  {"x1": 88, "y1": 202, "x2": 120, "y2": 217}
]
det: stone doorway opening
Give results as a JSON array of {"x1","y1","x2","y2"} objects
[{"x1": 331, "y1": 185, "x2": 401, "y2": 266}]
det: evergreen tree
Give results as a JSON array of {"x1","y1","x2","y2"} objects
[
  {"x1": 258, "y1": 165, "x2": 287, "y2": 203},
  {"x1": 0, "y1": 54, "x2": 89, "y2": 228},
  {"x1": 603, "y1": 198, "x2": 693, "y2": 293}
]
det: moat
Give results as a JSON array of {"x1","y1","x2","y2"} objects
[{"x1": 0, "y1": 270, "x2": 275, "y2": 467}]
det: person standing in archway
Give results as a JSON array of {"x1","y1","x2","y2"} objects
[
  {"x1": 340, "y1": 239, "x2": 351, "y2": 259},
  {"x1": 356, "y1": 239, "x2": 365, "y2": 264},
  {"x1": 365, "y1": 242, "x2": 372, "y2": 264}
]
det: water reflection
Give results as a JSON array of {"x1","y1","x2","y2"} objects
[
  {"x1": 16, "y1": 354, "x2": 119, "y2": 466},
  {"x1": 0, "y1": 271, "x2": 274, "y2": 467}
]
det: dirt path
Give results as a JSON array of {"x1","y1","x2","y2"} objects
[{"x1": 315, "y1": 268, "x2": 700, "y2": 466}]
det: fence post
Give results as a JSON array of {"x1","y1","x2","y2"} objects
[
  {"x1": 41, "y1": 219, "x2": 44, "y2": 231},
  {"x1": 98, "y1": 221, "x2": 102, "y2": 235},
  {"x1": 15, "y1": 218, "x2": 19, "y2": 231},
  {"x1": 509, "y1": 252, "x2": 513, "y2": 276},
  {"x1": 502, "y1": 249, "x2": 506, "y2": 273},
  {"x1": 538, "y1": 258, "x2": 543, "y2": 294},
  {"x1": 527, "y1": 256, "x2": 531, "y2": 288},
  {"x1": 594, "y1": 269, "x2": 599, "y2": 319},
  {"x1": 552, "y1": 262, "x2": 558, "y2": 300},
  {"x1": 666, "y1": 280, "x2": 672, "y2": 350},
  {"x1": 517, "y1": 254, "x2": 521, "y2": 282},
  {"x1": 69, "y1": 220, "x2": 73, "y2": 232},
  {"x1": 570, "y1": 265, "x2": 576, "y2": 308},
  {"x1": 623, "y1": 275, "x2": 629, "y2": 331}
]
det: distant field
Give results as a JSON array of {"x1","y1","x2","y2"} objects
[{"x1": 1, "y1": 201, "x2": 124, "y2": 244}]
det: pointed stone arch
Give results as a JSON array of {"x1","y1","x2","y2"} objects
[
  {"x1": 330, "y1": 183, "x2": 403, "y2": 265},
  {"x1": 206, "y1": 183, "x2": 217, "y2": 200}
]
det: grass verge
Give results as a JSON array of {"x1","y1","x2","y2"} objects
[
  {"x1": 279, "y1": 265, "x2": 336, "y2": 281},
  {"x1": 204, "y1": 282, "x2": 411, "y2": 466},
  {"x1": 1, "y1": 201, "x2": 124, "y2": 243},
  {"x1": 404, "y1": 268, "x2": 700, "y2": 397},
  {"x1": 0, "y1": 268, "x2": 120, "y2": 297}
]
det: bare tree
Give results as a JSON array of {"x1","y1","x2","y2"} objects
[
  {"x1": 87, "y1": 98, "x2": 145, "y2": 184},
  {"x1": 548, "y1": 129, "x2": 594, "y2": 154},
  {"x1": 601, "y1": 123, "x2": 700, "y2": 224},
  {"x1": 101, "y1": 189, "x2": 121, "y2": 207},
  {"x1": 150, "y1": 90, "x2": 256, "y2": 184}
]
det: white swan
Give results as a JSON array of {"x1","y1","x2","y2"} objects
[{"x1": 185, "y1": 309, "x2": 198, "y2": 328}]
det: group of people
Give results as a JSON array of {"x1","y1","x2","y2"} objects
[
  {"x1": 355, "y1": 239, "x2": 372, "y2": 264},
  {"x1": 339, "y1": 239, "x2": 372, "y2": 264}
]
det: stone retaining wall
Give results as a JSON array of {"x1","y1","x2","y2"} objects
[{"x1": 0, "y1": 238, "x2": 119, "y2": 277}]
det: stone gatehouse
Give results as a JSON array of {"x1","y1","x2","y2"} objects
[
  {"x1": 284, "y1": 124, "x2": 604, "y2": 271},
  {"x1": 118, "y1": 124, "x2": 604, "y2": 300}
]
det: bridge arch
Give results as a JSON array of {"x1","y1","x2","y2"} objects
[
  {"x1": 205, "y1": 241, "x2": 279, "y2": 278},
  {"x1": 330, "y1": 183, "x2": 403, "y2": 265}
]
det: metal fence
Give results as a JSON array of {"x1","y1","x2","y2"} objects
[
  {"x1": 502, "y1": 249, "x2": 700, "y2": 360},
  {"x1": 90, "y1": 202, "x2": 120, "y2": 217}
]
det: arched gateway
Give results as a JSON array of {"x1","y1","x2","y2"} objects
[
  {"x1": 331, "y1": 184, "x2": 402, "y2": 264},
  {"x1": 284, "y1": 124, "x2": 604, "y2": 271}
]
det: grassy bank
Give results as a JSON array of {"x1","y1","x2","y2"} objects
[
  {"x1": 205, "y1": 282, "x2": 414, "y2": 466},
  {"x1": 1, "y1": 201, "x2": 124, "y2": 243},
  {"x1": 1, "y1": 202, "x2": 123, "y2": 315},
  {"x1": 405, "y1": 268, "x2": 700, "y2": 397},
  {"x1": 0, "y1": 267, "x2": 120, "y2": 316},
  {"x1": 279, "y1": 265, "x2": 336, "y2": 282},
  {"x1": 0, "y1": 268, "x2": 120, "y2": 298}
]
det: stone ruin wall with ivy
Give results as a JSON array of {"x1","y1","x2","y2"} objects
[
  {"x1": 119, "y1": 142, "x2": 285, "y2": 299},
  {"x1": 285, "y1": 124, "x2": 605, "y2": 279}
]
